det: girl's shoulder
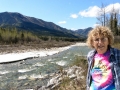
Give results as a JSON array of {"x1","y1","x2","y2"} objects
[
  {"x1": 110, "y1": 47, "x2": 120, "y2": 55},
  {"x1": 87, "y1": 50, "x2": 96, "y2": 56}
]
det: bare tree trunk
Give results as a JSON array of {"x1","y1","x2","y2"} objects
[{"x1": 96, "y1": 3, "x2": 107, "y2": 26}]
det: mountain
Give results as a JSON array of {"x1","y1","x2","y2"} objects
[
  {"x1": 75, "y1": 27, "x2": 93, "y2": 37},
  {"x1": 0, "y1": 12, "x2": 92, "y2": 38}
]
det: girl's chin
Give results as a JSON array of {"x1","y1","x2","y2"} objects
[{"x1": 97, "y1": 49, "x2": 106, "y2": 54}]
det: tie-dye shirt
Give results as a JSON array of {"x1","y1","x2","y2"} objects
[{"x1": 90, "y1": 50, "x2": 115, "y2": 90}]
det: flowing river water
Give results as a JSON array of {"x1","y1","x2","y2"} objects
[{"x1": 0, "y1": 45, "x2": 92, "y2": 90}]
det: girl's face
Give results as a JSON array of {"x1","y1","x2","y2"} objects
[{"x1": 92, "y1": 35, "x2": 109, "y2": 54}]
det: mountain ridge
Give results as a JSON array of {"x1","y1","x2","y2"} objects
[{"x1": 0, "y1": 12, "x2": 92, "y2": 38}]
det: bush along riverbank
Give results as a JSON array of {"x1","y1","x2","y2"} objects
[{"x1": 36, "y1": 56, "x2": 87, "y2": 90}]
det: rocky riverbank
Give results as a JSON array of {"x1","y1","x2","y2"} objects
[{"x1": 32, "y1": 65, "x2": 86, "y2": 90}]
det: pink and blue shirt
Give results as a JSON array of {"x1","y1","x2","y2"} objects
[{"x1": 90, "y1": 50, "x2": 115, "y2": 90}]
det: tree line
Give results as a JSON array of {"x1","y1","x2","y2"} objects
[
  {"x1": 0, "y1": 27, "x2": 84, "y2": 44},
  {"x1": 0, "y1": 27, "x2": 39, "y2": 44}
]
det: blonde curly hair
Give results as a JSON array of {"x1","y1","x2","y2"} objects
[{"x1": 86, "y1": 26, "x2": 114, "y2": 48}]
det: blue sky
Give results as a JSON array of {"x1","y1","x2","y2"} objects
[{"x1": 0, "y1": 0, "x2": 120, "y2": 30}]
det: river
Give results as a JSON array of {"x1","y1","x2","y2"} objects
[{"x1": 0, "y1": 45, "x2": 92, "y2": 90}]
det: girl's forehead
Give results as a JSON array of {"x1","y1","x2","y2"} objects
[{"x1": 92, "y1": 34, "x2": 105, "y2": 38}]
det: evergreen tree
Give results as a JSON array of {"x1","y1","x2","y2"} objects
[
  {"x1": 21, "y1": 32, "x2": 24, "y2": 43},
  {"x1": 109, "y1": 13, "x2": 113, "y2": 32},
  {"x1": 113, "y1": 13, "x2": 118, "y2": 35}
]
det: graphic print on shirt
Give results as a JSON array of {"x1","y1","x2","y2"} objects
[{"x1": 90, "y1": 51, "x2": 115, "y2": 90}]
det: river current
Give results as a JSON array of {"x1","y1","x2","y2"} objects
[{"x1": 0, "y1": 45, "x2": 92, "y2": 90}]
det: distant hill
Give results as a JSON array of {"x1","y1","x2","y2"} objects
[
  {"x1": 75, "y1": 27, "x2": 93, "y2": 37},
  {"x1": 0, "y1": 12, "x2": 92, "y2": 38}
]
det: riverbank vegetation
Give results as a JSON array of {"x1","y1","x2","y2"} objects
[{"x1": 0, "y1": 27, "x2": 85, "y2": 53}]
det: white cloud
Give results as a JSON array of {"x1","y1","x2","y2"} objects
[
  {"x1": 79, "y1": 6, "x2": 100, "y2": 17},
  {"x1": 70, "y1": 14, "x2": 78, "y2": 18},
  {"x1": 79, "y1": 3, "x2": 120, "y2": 17},
  {"x1": 58, "y1": 21, "x2": 66, "y2": 24},
  {"x1": 105, "y1": 3, "x2": 120, "y2": 13}
]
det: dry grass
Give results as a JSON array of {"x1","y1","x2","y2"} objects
[
  {"x1": 113, "y1": 36, "x2": 120, "y2": 49},
  {"x1": 0, "y1": 41, "x2": 74, "y2": 54}
]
